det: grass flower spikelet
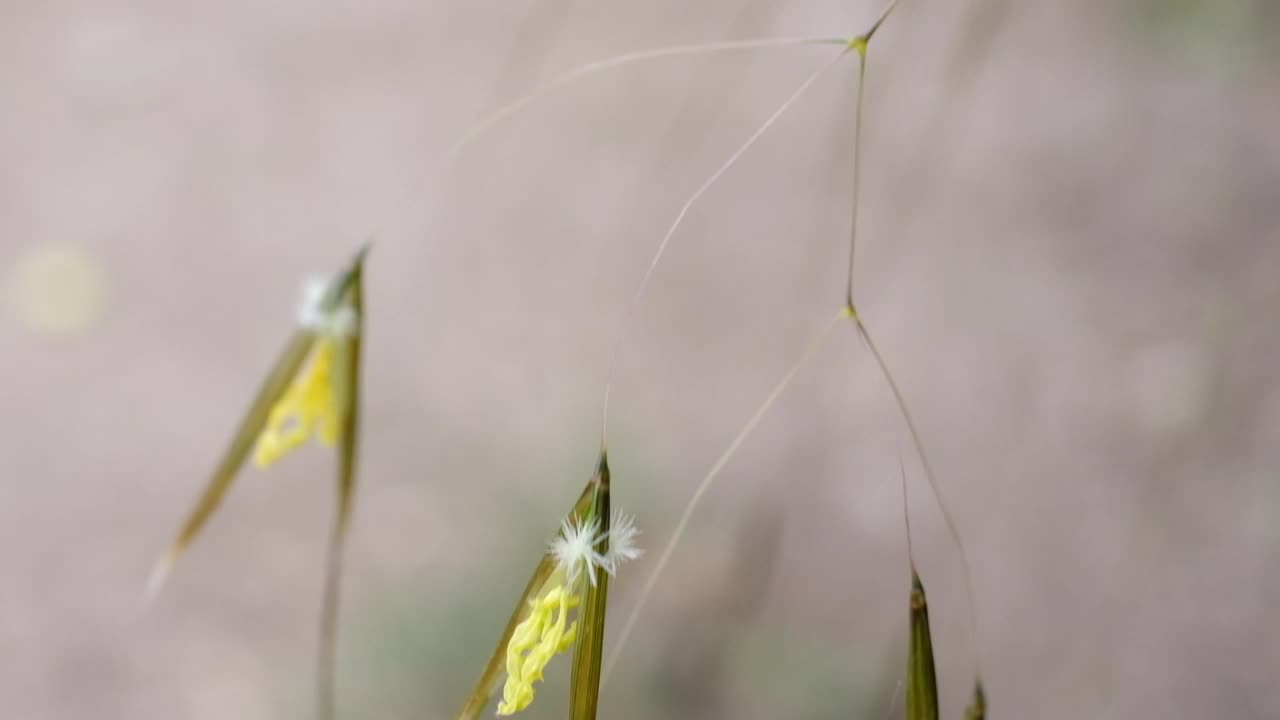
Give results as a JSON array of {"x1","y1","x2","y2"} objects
[
  {"x1": 496, "y1": 509, "x2": 641, "y2": 715},
  {"x1": 253, "y1": 275, "x2": 357, "y2": 468}
]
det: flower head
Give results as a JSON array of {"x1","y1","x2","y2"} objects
[
  {"x1": 495, "y1": 509, "x2": 642, "y2": 716},
  {"x1": 145, "y1": 249, "x2": 368, "y2": 606},
  {"x1": 252, "y1": 275, "x2": 357, "y2": 468}
]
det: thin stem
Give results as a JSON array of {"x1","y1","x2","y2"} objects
[
  {"x1": 844, "y1": 49, "x2": 868, "y2": 308},
  {"x1": 865, "y1": 0, "x2": 904, "y2": 43},
  {"x1": 601, "y1": 310, "x2": 843, "y2": 684},
  {"x1": 446, "y1": 36, "x2": 848, "y2": 163},
  {"x1": 845, "y1": 0, "x2": 902, "y2": 306},
  {"x1": 599, "y1": 50, "x2": 848, "y2": 448},
  {"x1": 315, "y1": 520, "x2": 347, "y2": 720},
  {"x1": 837, "y1": 0, "x2": 981, "y2": 678},
  {"x1": 899, "y1": 453, "x2": 916, "y2": 574},
  {"x1": 853, "y1": 316, "x2": 983, "y2": 677}
]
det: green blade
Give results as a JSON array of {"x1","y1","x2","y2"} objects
[
  {"x1": 455, "y1": 481, "x2": 596, "y2": 720},
  {"x1": 316, "y1": 245, "x2": 370, "y2": 720},
  {"x1": 148, "y1": 247, "x2": 372, "y2": 598},
  {"x1": 147, "y1": 329, "x2": 314, "y2": 596},
  {"x1": 963, "y1": 680, "x2": 986, "y2": 720},
  {"x1": 334, "y1": 244, "x2": 368, "y2": 538},
  {"x1": 907, "y1": 572, "x2": 939, "y2": 720},
  {"x1": 569, "y1": 452, "x2": 611, "y2": 720}
]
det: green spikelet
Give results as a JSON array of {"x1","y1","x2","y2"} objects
[
  {"x1": 907, "y1": 571, "x2": 940, "y2": 720},
  {"x1": 568, "y1": 452, "x2": 611, "y2": 720}
]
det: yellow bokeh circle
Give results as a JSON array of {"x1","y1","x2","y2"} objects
[{"x1": 9, "y1": 246, "x2": 107, "y2": 335}]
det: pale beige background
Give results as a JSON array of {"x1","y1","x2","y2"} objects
[{"x1": 1, "y1": 0, "x2": 1278, "y2": 718}]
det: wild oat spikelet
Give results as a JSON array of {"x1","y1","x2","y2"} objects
[
  {"x1": 496, "y1": 507, "x2": 640, "y2": 716},
  {"x1": 253, "y1": 275, "x2": 359, "y2": 467},
  {"x1": 146, "y1": 248, "x2": 367, "y2": 599}
]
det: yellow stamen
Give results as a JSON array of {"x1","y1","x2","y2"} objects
[
  {"x1": 253, "y1": 339, "x2": 342, "y2": 467},
  {"x1": 497, "y1": 584, "x2": 580, "y2": 715}
]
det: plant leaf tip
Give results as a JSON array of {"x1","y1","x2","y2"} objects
[
  {"x1": 595, "y1": 451, "x2": 610, "y2": 489},
  {"x1": 965, "y1": 680, "x2": 987, "y2": 719},
  {"x1": 910, "y1": 571, "x2": 927, "y2": 610},
  {"x1": 352, "y1": 240, "x2": 374, "y2": 267},
  {"x1": 142, "y1": 547, "x2": 179, "y2": 605}
]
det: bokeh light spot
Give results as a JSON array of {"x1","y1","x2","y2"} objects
[{"x1": 8, "y1": 245, "x2": 108, "y2": 336}]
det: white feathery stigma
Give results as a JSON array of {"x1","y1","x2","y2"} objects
[
  {"x1": 549, "y1": 510, "x2": 643, "y2": 589},
  {"x1": 603, "y1": 510, "x2": 643, "y2": 573},
  {"x1": 297, "y1": 274, "x2": 358, "y2": 337},
  {"x1": 550, "y1": 515, "x2": 607, "y2": 588}
]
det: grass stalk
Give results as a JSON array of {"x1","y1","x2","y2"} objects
[
  {"x1": 854, "y1": 317, "x2": 983, "y2": 676},
  {"x1": 838, "y1": 0, "x2": 984, "y2": 679},
  {"x1": 602, "y1": 309, "x2": 843, "y2": 683},
  {"x1": 446, "y1": 36, "x2": 848, "y2": 163},
  {"x1": 599, "y1": 50, "x2": 847, "y2": 446}
]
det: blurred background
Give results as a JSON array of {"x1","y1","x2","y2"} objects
[{"x1": 2, "y1": 0, "x2": 1278, "y2": 718}]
